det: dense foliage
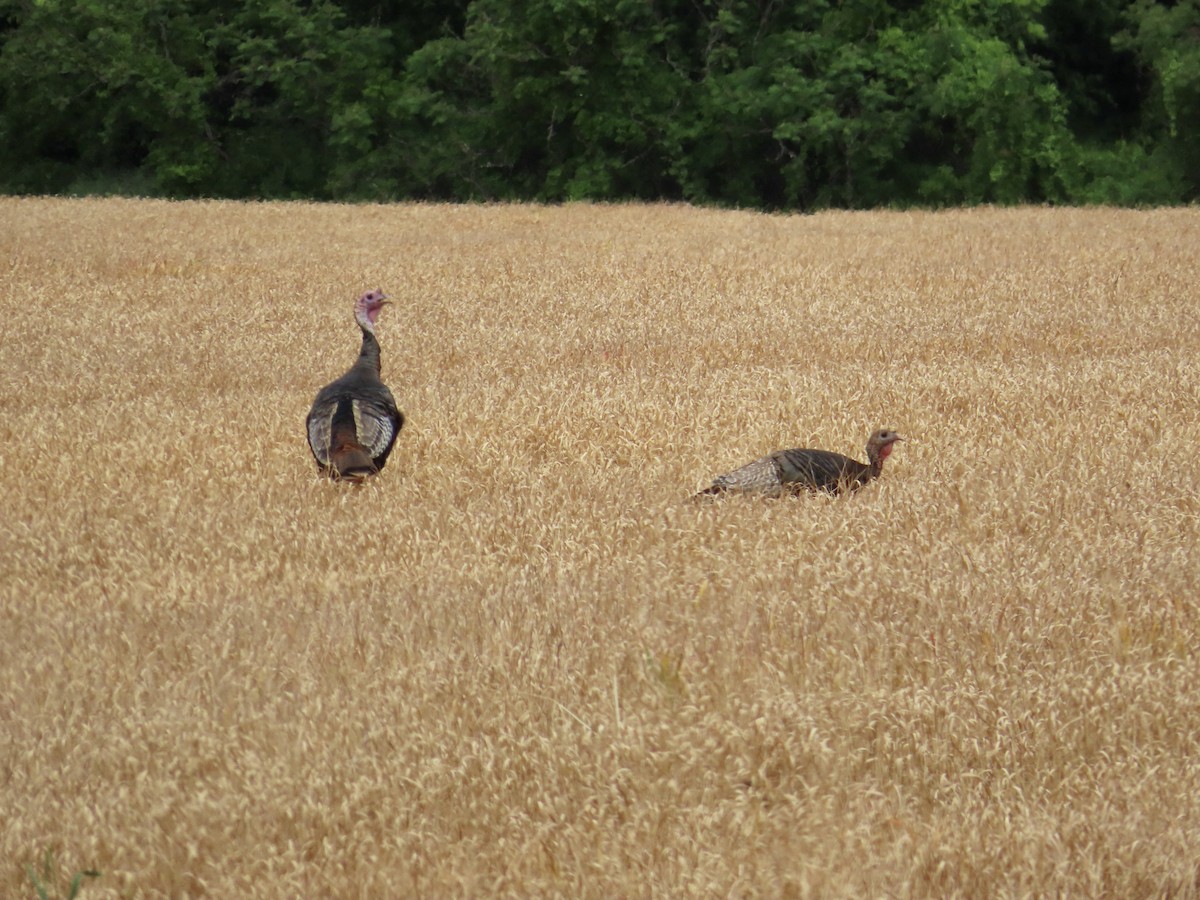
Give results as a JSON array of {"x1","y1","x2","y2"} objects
[{"x1": 1, "y1": 0, "x2": 1195, "y2": 207}]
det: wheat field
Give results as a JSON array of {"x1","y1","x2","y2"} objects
[{"x1": 2, "y1": 197, "x2": 1199, "y2": 897}]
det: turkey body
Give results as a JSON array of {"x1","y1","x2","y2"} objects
[
  {"x1": 306, "y1": 294, "x2": 404, "y2": 483},
  {"x1": 697, "y1": 429, "x2": 903, "y2": 498}
]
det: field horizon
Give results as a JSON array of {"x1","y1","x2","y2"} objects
[{"x1": 2, "y1": 197, "x2": 1199, "y2": 897}]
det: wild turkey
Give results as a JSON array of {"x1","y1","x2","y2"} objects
[
  {"x1": 305, "y1": 290, "x2": 405, "y2": 483},
  {"x1": 696, "y1": 429, "x2": 904, "y2": 498}
]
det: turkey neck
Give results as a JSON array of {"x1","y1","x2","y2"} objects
[
  {"x1": 867, "y1": 442, "x2": 894, "y2": 478},
  {"x1": 355, "y1": 325, "x2": 382, "y2": 376}
]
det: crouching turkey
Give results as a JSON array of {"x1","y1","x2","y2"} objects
[
  {"x1": 306, "y1": 290, "x2": 405, "y2": 483},
  {"x1": 696, "y1": 429, "x2": 904, "y2": 498}
]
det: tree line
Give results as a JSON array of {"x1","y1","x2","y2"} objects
[{"x1": 1, "y1": 0, "x2": 1196, "y2": 209}]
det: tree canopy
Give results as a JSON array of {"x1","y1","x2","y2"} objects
[{"x1": 1, "y1": 0, "x2": 1195, "y2": 207}]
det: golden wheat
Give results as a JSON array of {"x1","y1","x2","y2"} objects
[{"x1": 2, "y1": 197, "x2": 1199, "y2": 897}]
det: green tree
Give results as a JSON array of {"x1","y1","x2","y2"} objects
[
  {"x1": 0, "y1": 0, "x2": 1193, "y2": 206},
  {"x1": 1111, "y1": 0, "x2": 1200, "y2": 201},
  {"x1": 0, "y1": 0, "x2": 398, "y2": 197},
  {"x1": 914, "y1": 18, "x2": 1077, "y2": 204},
  {"x1": 0, "y1": 0, "x2": 210, "y2": 193},
  {"x1": 681, "y1": 3, "x2": 932, "y2": 208},
  {"x1": 196, "y1": 0, "x2": 389, "y2": 198},
  {"x1": 372, "y1": 0, "x2": 691, "y2": 201}
]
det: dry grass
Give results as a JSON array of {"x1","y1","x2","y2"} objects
[{"x1": 2, "y1": 197, "x2": 1199, "y2": 898}]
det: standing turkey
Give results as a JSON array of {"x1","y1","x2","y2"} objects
[
  {"x1": 696, "y1": 429, "x2": 904, "y2": 498},
  {"x1": 306, "y1": 290, "x2": 405, "y2": 483}
]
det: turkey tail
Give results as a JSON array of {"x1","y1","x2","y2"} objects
[
  {"x1": 328, "y1": 398, "x2": 377, "y2": 482},
  {"x1": 693, "y1": 484, "x2": 725, "y2": 500}
]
